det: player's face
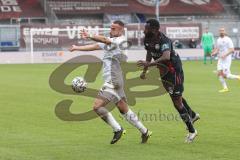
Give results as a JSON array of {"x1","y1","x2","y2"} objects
[
  {"x1": 144, "y1": 26, "x2": 154, "y2": 38},
  {"x1": 110, "y1": 23, "x2": 123, "y2": 37},
  {"x1": 219, "y1": 28, "x2": 225, "y2": 37}
]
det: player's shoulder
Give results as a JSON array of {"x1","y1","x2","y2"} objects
[
  {"x1": 217, "y1": 37, "x2": 221, "y2": 42},
  {"x1": 113, "y1": 35, "x2": 127, "y2": 43},
  {"x1": 117, "y1": 35, "x2": 126, "y2": 40},
  {"x1": 222, "y1": 36, "x2": 232, "y2": 43},
  {"x1": 225, "y1": 36, "x2": 232, "y2": 41},
  {"x1": 160, "y1": 32, "x2": 171, "y2": 44}
]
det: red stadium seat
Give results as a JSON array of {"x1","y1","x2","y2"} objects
[
  {"x1": 0, "y1": 0, "x2": 45, "y2": 19},
  {"x1": 46, "y1": 0, "x2": 224, "y2": 15}
]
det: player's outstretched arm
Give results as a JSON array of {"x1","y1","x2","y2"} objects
[
  {"x1": 140, "y1": 51, "x2": 152, "y2": 79},
  {"x1": 80, "y1": 29, "x2": 111, "y2": 45},
  {"x1": 69, "y1": 44, "x2": 101, "y2": 52}
]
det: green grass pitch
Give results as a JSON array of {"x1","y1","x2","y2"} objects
[{"x1": 0, "y1": 61, "x2": 240, "y2": 160}]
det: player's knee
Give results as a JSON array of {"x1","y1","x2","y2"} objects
[
  {"x1": 218, "y1": 71, "x2": 226, "y2": 78},
  {"x1": 93, "y1": 100, "x2": 103, "y2": 111},
  {"x1": 217, "y1": 72, "x2": 222, "y2": 77},
  {"x1": 171, "y1": 96, "x2": 183, "y2": 110},
  {"x1": 222, "y1": 73, "x2": 227, "y2": 78},
  {"x1": 93, "y1": 104, "x2": 99, "y2": 112}
]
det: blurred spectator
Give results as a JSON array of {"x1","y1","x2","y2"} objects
[
  {"x1": 189, "y1": 38, "x2": 197, "y2": 48},
  {"x1": 173, "y1": 40, "x2": 183, "y2": 49}
]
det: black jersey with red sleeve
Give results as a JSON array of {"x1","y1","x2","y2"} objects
[{"x1": 144, "y1": 32, "x2": 182, "y2": 74}]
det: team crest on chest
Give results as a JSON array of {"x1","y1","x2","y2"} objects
[{"x1": 155, "y1": 44, "x2": 160, "y2": 50}]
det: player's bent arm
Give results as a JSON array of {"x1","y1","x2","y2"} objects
[
  {"x1": 149, "y1": 50, "x2": 170, "y2": 67},
  {"x1": 224, "y1": 48, "x2": 234, "y2": 56},
  {"x1": 89, "y1": 35, "x2": 112, "y2": 45},
  {"x1": 69, "y1": 44, "x2": 101, "y2": 52}
]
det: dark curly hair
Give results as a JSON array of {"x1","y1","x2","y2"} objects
[
  {"x1": 144, "y1": 19, "x2": 161, "y2": 45},
  {"x1": 145, "y1": 19, "x2": 160, "y2": 30}
]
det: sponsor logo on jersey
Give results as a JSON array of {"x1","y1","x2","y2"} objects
[{"x1": 155, "y1": 44, "x2": 160, "y2": 50}]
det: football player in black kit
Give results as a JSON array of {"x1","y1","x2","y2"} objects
[{"x1": 137, "y1": 19, "x2": 200, "y2": 143}]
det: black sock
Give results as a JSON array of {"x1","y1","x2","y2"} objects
[
  {"x1": 178, "y1": 106, "x2": 195, "y2": 133},
  {"x1": 182, "y1": 98, "x2": 196, "y2": 119}
]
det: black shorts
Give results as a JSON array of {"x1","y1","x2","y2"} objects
[{"x1": 161, "y1": 69, "x2": 184, "y2": 97}]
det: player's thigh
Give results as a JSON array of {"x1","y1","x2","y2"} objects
[
  {"x1": 217, "y1": 60, "x2": 224, "y2": 73},
  {"x1": 163, "y1": 71, "x2": 184, "y2": 93},
  {"x1": 222, "y1": 61, "x2": 232, "y2": 76},
  {"x1": 97, "y1": 84, "x2": 126, "y2": 105},
  {"x1": 93, "y1": 96, "x2": 109, "y2": 111}
]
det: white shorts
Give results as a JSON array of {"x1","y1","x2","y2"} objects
[
  {"x1": 97, "y1": 82, "x2": 126, "y2": 104},
  {"x1": 217, "y1": 58, "x2": 232, "y2": 75}
]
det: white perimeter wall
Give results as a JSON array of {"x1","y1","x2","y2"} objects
[{"x1": 0, "y1": 49, "x2": 239, "y2": 64}]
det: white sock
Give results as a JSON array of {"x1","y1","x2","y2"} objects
[
  {"x1": 122, "y1": 109, "x2": 147, "y2": 134},
  {"x1": 226, "y1": 74, "x2": 239, "y2": 79},
  {"x1": 219, "y1": 76, "x2": 228, "y2": 89},
  {"x1": 95, "y1": 107, "x2": 121, "y2": 132}
]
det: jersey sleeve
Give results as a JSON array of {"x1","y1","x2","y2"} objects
[{"x1": 161, "y1": 42, "x2": 171, "y2": 52}]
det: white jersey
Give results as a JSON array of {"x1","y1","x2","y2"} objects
[
  {"x1": 97, "y1": 35, "x2": 127, "y2": 84},
  {"x1": 216, "y1": 36, "x2": 234, "y2": 61},
  {"x1": 216, "y1": 36, "x2": 234, "y2": 73}
]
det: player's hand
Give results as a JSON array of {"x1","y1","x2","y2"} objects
[
  {"x1": 69, "y1": 45, "x2": 77, "y2": 52},
  {"x1": 80, "y1": 29, "x2": 89, "y2": 39},
  {"x1": 211, "y1": 52, "x2": 216, "y2": 57},
  {"x1": 220, "y1": 54, "x2": 227, "y2": 59},
  {"x1": 137, "y1": 60, "x2": 150, "y2": 68},
  {"x1": 140, "y1": 72, "x2": 146, "y2": 80}
]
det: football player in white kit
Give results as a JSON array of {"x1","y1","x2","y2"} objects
[
  {"x1": 69, "y1": 21, "x2": 151, "y2": 144},
  {"x1": 211, "y1": 27, "x2": 240, "y2": 93}
]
